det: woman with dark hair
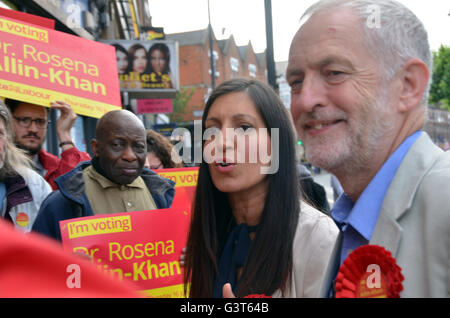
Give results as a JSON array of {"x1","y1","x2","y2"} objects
[
  {"x1": 145, "y1": 129, "x2": 182, "y2": 169},
  {"x1": 128, "y1": 43, "x2": 149, "y2": 74},
  {"x1": 126, "y1": 43, "x2": 151, "y2": 89},
  {"x1": 112, "y1": 43, "x2": 131, "y2": 75},
  {"x1": 147, "y1": 43, "x2": 173, "y2": 88},
  {"x1": 113, "y1": 43, "x2": 131, "y2": 89},
  {"x1": 183, "y1": 79, "x2": 339, "y2": 298}
]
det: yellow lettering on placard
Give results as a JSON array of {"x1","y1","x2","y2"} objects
[
  {"x1": 108, "y1": 240, "x2": 175, "y2": 261},
  {"x1": 23, "y1": 44, "x2": 100, "y2": 77},
  {"x1": 140, "y1": 283, "x2": 187, "y2": 298},
  {"x1": 67, "y1": 215, "x2": 132, "y2": 238},
  {"x1": 0, "y1": 18, "x2": 48, "y2": 42},
  {"x1": 0, "y1": 78, "x2": 120, "y2": 119},
  {"x1": 157, "y1": 171, "x2": 198, "y2": 188}
]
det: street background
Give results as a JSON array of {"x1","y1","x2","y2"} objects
[{"x1": 312, "y1": 170, "x2": 334, "y2": 208}]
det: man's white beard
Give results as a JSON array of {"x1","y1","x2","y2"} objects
[{"x1": 303, "y1": 88, "x2": 395, "y2": 175}]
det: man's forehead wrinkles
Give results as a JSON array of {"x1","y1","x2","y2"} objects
[{"x1": 107, "y1": 132, "x2": 145, "y2": 139}]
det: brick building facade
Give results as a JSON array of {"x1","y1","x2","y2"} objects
[{"x1": 167, "y1": 28, "x2": 267, "y2": 123}]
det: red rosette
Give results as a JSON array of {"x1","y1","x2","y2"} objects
[
  {"x1": 335, "y1": 245, "x2": 404, "y2": 298},
  {"x1": 243, "y1": 294, "x2": 272, "y2": 298}
]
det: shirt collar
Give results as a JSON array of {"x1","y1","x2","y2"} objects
[
  {"x1": 332, "y1": 130, "x2": 422, "y2": 240},
  {"x1": 32, "y1": 154, "x2": 47, "y2": 177},
  {"x1": 0, "y1": 182, "x2": 6, "y2": 204},
  {"x1": 86, "y1": 165, "x2": 146, "y2": 190}
]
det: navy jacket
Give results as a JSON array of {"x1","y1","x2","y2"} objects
[{"x1": 32, "y1": 161, "x2": 175, "y2": 241}]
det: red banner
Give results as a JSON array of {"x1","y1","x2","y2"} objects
[
  {"x1": 60, "y1": 167, "x2": 198, "y2": 297},
  {"x1": 0, "y1": 15, "x2": 121, "y2": 118},
  {"x1": 156, "y1": 167, "x2": 198, "y2": 214},
  {"x1": 0, "y1": 8, "x2": 55, "y2": 29},
  {"x1": 60, "y1": 208, "x2": 189, "y2": 297}
]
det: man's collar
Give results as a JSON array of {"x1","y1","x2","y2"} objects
[
  {"x1": 332, "y1": 131, "x2": 422, "y2": 241},
  {"x1": 32, "y1": 153, "x2": 46, "y2": 177},
  {"x1": 86, "y1": 165, "x2": 145, "y2": 189}
]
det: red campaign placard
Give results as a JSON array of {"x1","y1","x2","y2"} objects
[
  {"x1": 0, "y1": 8, "x2": 55, "y2": 29},
  {"x1": 60, "y1": 208, "x2": 189, "y2": 298},
  {"x1": 0, "y1": 15, "x2": 121, "y2": 118},
  {"x1": 155, "y1": 167, "x2": 198, "y2": 214}
]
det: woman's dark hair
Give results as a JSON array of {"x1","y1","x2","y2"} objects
[
  {"x1": 113, "y1": 43, "x2": 127, "y2": 55},
  {"x1": 184, "y1": 78, "x2": 300, "y2": 297},
  {"x1": 148, "y1": 42, "x2": 171, "y2": 74},
  {"x1": 112, "y1": 43, "x2": 131, "y2": 74},
  {"x1": 146, "y1": 129, "x2": 182, "y2": 168},
  {"x1": 127, "y1": 43, "x2": 149, "y2": 73}
]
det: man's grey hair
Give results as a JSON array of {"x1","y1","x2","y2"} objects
[{"x1": 301, "y1": 0, "x2": 432, "y2": 106}]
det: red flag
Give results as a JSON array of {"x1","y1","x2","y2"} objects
[{"x1": 0, "y1": 220, "x2": 139, "y2": 297}]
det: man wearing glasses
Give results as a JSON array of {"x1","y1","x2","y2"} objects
[{"x1": 4, "y1": 99, "x2": 90, "y2": 190}]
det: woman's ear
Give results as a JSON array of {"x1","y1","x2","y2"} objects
[
  {"x1": 397, "y1": 58, "x2": 430, "y2": 112},
  {"x1": 91, "y1": 139, "x2": 99, "y2": 157}
]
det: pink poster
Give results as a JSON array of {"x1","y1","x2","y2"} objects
[{"x1": 137, "y1": 98, "x2": 172, "y2": 114}]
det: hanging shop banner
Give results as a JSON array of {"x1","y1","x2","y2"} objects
[
  {"x1": 0, "y1": 16, "x2": 121, "y2": 118},
  {"x1": 156, "y1": 167, "x2": 198, "y2": 214},
  {"x1": 102, "y1": 40, "x2": 179, "y2": 93},
  {"x1": 60, "y1": 208, "x2": 190, "y2": 298},
  {"x1": 142, "y1": 26, "x2": 165, "y2": 40}
]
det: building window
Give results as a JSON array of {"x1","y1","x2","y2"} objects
[
  {"x1": 230, "y1": 57, "x2": 239, "y2": 77},
  {"x1": 208, "y1": 50, "x2": 219, "y2": 78},
  {"x1": 248, "y1": 64, "x2": 257, "y2": 78}
]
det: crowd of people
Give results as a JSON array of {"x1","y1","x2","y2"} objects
[{"x1": 0, "y1": 0, "x2": 449, "y2": 298}]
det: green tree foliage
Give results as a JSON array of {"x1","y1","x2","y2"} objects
[
  {"x1": 169, "y1": 87, "x2": 196, "y2": 123},
  {"x1": 429, "y1": 45, "x2": 450, "y2": 110}
]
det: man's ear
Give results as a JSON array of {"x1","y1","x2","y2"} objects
[
  {"x1": 398, "y1": 58, "x2": 429, "y2": 112},
  {"x1": 91, "y1": 139, "x2": 99, "y2": 157}
]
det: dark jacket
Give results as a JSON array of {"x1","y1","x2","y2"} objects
[
  {"x1": 297, "y1": 164, "x2": 330, "y2": 214},
  {"x1": 32, "y1": 161, "x2": 175, "y2": 241}
]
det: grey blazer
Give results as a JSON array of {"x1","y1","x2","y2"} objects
[
  {"x1": 272, "y1": 202, "x2": 341, "y2": 298},
  {"x1": 371, "y1": 132, "x2": 450, "y2": 297}
]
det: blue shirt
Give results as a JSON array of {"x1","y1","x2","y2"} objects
[
  {"x1": 0, "y1": 182, "x2": 5, "y2": 212},
  {"x1": 331, "y1": 131, "x2": 422, "y2": 265}
]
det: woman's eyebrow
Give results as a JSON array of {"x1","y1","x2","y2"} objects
[
  {"x1": 204, "y1": 117, "x2": 220, "y2": 124},
  {"x1": 232, "y1": 113, "x2": 257, "y2": 122}
]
